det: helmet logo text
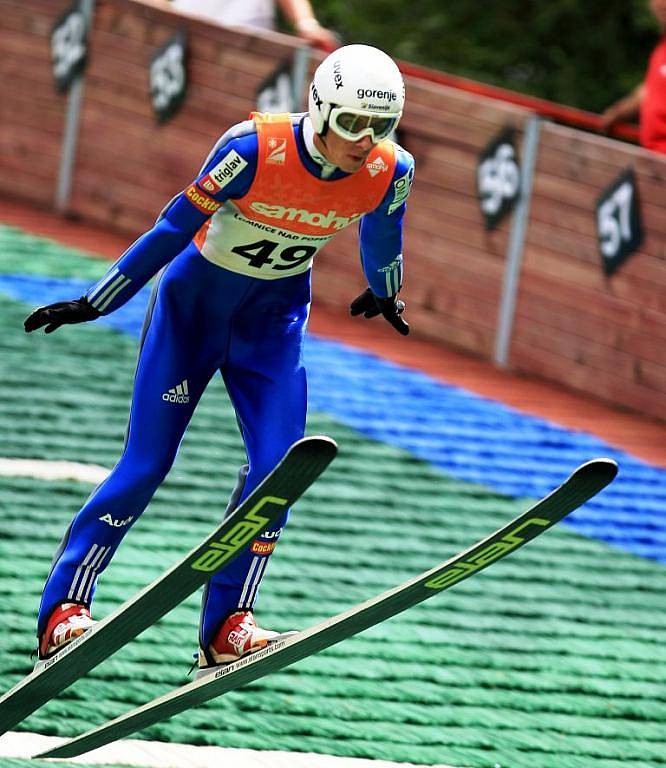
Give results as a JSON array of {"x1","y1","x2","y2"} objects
[
  {"x1": 356, "y1": 88, "x2": 397, "y2": 101},
  {"x1": 311, "y1": 83, "x2": 323, "y2": 109},
  {"x1": 333, "y1": 60, "x2": 343, "y2": 90}
]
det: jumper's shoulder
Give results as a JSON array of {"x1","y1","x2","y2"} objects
[
  {"x1": 391, "y1": 143, "x2": 415, "y2": 180},
  {"x1": 370, "y1": 143, "x2": 414, "y2": 217},
  {"x1": 191, "y1": 121, "x2": 260, "y2": 201},
  {"x1": 199, "y1": 120, "x2": 259, "y2": 173}
]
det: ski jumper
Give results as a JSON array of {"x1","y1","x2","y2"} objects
[{"x1": 38, "y1": 112, "x2": 414, "y2": 647}]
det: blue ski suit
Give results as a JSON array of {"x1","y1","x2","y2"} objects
[{"x1": 37, "y1": 112, "x2": 414, "y2": 648}]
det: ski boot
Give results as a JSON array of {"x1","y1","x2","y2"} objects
[
  {"x1": 197, "y1": 610, "x2": 296, "y2": 678},
  {"x1": 35, "y1": 602, "x2": 95, "y2": 671}
]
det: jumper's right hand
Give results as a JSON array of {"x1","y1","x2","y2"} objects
[{"x1": 24, "y1": 297, "x2": 101, "y2": 334}]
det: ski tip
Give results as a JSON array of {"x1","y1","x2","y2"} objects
[
  {"x1": 573, "y1": 457, "x2": 618, "y2": 486},
  {"x1": 35, "y1": 746, "x2": 73, "y2": 760},
  {"x1": 293, "y1": 435, "x2": 338, "y2": 457}
]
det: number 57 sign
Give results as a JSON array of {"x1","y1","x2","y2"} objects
[{"x1": 596, "y1": 168, "x2": 643, "y2": 276}]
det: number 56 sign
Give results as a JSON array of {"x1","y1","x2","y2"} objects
[{"x1": 596, "y1": 168, "x2": 643, "y2": 276}]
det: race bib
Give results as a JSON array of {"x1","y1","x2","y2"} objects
[{"x1": 197, "y1": 203, "x2": 332, "y2": 279}]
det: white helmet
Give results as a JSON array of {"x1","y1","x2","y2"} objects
[{"x1": 308, "y1": 44, "x2": 404, "y2": 143}]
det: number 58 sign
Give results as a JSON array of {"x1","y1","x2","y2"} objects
[
  {"x1": 596, "y1": 168, "x2": 643, "y2": 276},
  {"x1": 476, "y1": 127, "x2": 521, "y2": 231}
]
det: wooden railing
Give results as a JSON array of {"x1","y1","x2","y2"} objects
[{"x1": 1, "y1": 0, "x2": 664, "y2": 420}]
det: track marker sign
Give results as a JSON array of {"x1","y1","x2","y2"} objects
[
  {"x1": 51, "y1": 0, "x2": 89, "y2": 92},
  {"x1": 150, "y1": 31, "x2": 188, "y2": 123},
  {"x1": 477, "y1": 127, "x2": 521, "y2": 230},
  {"x1": 596, "y1": 167, "x2": 643, "y2": 276}
]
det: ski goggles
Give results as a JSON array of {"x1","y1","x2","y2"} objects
[{"x1": 328, "y1": 107, "x2": 401, "y2": 143}]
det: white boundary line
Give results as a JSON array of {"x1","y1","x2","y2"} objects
[
  {"x1": 0, "y1": 731, "x2": 459, "y2": 768},
  {"x1": 0, "y1": 458, "x2": 109, "y2": 484}
]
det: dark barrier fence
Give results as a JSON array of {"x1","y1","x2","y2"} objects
[{"x1": 1, "y1": 0, "x2": 664, "y2": 419}]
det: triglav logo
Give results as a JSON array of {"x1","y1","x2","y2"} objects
[
  {"x1": 199, "y1": 150, "x2": 248, "y2": 193},
  {"x1": 261, "y1": 528, "x2": 283, "y2": 539}
]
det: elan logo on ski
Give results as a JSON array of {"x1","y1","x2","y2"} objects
[
  {"x1": 425, "y1": 516, "x2": 550, "y2": 590},
  {"x1": 191, "y1": 496, "x2": 288, "y2": 573}
]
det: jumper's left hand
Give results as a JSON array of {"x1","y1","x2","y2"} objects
[{"x1": 350, "y1": 288, "x2": 409, "y2": 336}]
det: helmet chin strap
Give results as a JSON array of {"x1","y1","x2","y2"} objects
[
  {"x1": 317, "y1": 131, "x2": 330, "y2": 154},
  {"x1": 303, "y1": 117, "x2": 338, "y2": 177},
  {"x1": 312, "y1": 133, "x2": 338, "y2": 178}
]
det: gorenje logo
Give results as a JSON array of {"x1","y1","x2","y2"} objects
[
  {"x1": 250, "y1": 202, "x2": 362, "y2": 230},
  {"x1": 356, "y1": 88, "x2": 397, "y2": 101}
]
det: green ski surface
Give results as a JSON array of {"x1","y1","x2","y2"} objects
[
  {"x1": 0, "y1": 435, "x2": 337, "y2": 736},
  {"x1": 38, "y1": 457, "x2": 617, "y2": 759}
]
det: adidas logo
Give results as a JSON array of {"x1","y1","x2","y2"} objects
[{"x1": 162, "y1": 379, "x2": 190, "y2": 404}]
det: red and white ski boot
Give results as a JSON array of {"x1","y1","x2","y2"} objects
[
  {"x1": 197, "y1": 610, "x2": 296, "y2": 678},
  {"x1": 36, "y1": 603, "x2": 95, "y2": 670}
]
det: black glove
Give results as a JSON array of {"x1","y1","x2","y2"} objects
[
  {"x1": 24, "y1": 296, "x2": 101, "y2": 334},
  {"x1": 350, "y1": 287, "x2": 409, "y2": 336}
]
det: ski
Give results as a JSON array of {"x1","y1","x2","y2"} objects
[
  {"x1": 37, "y1": 457, "x2": 617, "y2": 760},
  {"x1": 0, "y1": 435, "x2": 337, "y2": 735}
]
